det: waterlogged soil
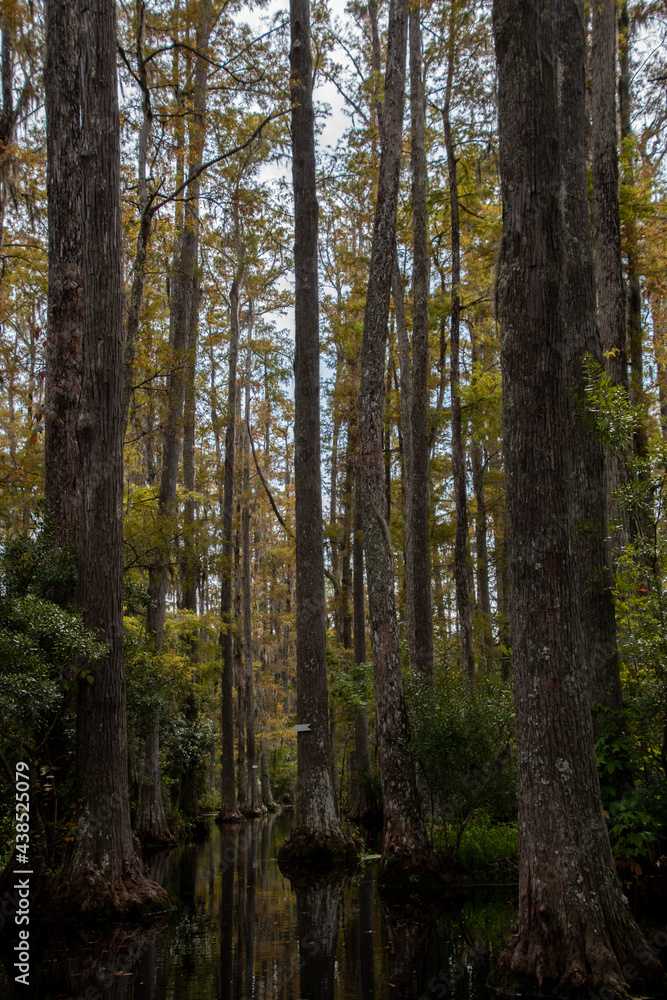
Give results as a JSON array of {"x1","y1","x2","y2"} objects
[{"x1": 0, "y1": 811, "x2": 520, "y2": 999}]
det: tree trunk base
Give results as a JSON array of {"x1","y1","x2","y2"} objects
[
  {"x1": 488, "y1": 927, "x2": 665, "y2": 999},
  {"x1": 216, "y1": 808, "x2": 243, "y2": 824},
  {"x1": 242, "y1": 804, "x2": 266, "y2": 818},
  {"x1": 35, "y1": 863, "x2": 172, "y2": 922},
  {"x1": 277, "y1": 827, "x2": 361, "y2": 872},
  {"x1": 135, "y1": 828, "x2": 176, "y2": 848}
]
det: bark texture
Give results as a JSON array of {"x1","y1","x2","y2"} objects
[
  {"x1": 357, "y1": 0, "x2": 428, "y2": 865},
  {"x1": 219, "y1": 278, "x2": 242, "y2": 822},
  {"x1": 443, "y1": 12, "x2": 474, "y2": 689},
  {"x1": 591, "y1": 0, "x2": 631, "y2": 562},
  {"x1": 592, "y1": 0, "x2": 627, "y2": 390},
  {"x1": 259, "y1": 738, "x2": 276, "y2": 810},
  {"x1": 142, "y1": 0, "x2": 210, "y2": 839},
  {"x1": 279, "y1": 0, "x2": 348, "y2": 858},
  {"x1": 393, "y1": 258, "x2": 416, "y2": 668},
  {"x1": 652, "y1": 296, "x2": 667, "y2": 440},
  {"x1": 242, "y1": 309, "x2": 263, "y2": 815},
  {"x1": 44, "y1": 0, "x2": 82, "y2": 546},
  {"x1": 471, "y1": 437, "x2": 493, "y2": 669},
  {"x1": 348, "y1": 454, "x2": 375, "y2": 824},
  {"x1": 296, "y1": 881, "x2": 343, "y2": 1000},
  {"x1": 182, "y1": 274, "x2": 201, "y2": 613},
  {"x1": 619, "y1": 0, "x2": 647, "y2": 462},
  {"x1": 146, "y1": 0, "x2": 211, "y2": 637},
  {"x1": 561, "y1": 0, "x2": 623, "y2": 725},
  {"x1": 50, "y1": 0, "x2": 168, "y2": 917},
  {"x1": 135, "y1": 723, "x2": 173, "y2": 844},
  {"x1": 122, "y1": 0, "x2": 154, "y2": 436},
  {"x1": 491, "y1": 0, "x2": 662, "y2": 992},
  {"x1": 407, "y1": 0, "x2": 434, "y2": 681}
]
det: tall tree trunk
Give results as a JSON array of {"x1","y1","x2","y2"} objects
[
  {"x1": 47, "y1": 0, "x2": 168, "y2": 916},
  {"x1": 278, "y1": 0, "x2": 349, "y2": 861},
  {"x1": 181, "y1": 289, "x2": 202, "y2": 820},
  {"x1": 243, "y1": 303, "x2": 263, "y2": 815},
  {"x1": 561, "y1": 0, "x2": 624, "y2": 728},
  {"x1": 652, "y1": 295, "x2": 667, "y2": 440},
  {"x1": 619, "y1": 0, "x2": 647, "y2": 462},
  {"x1": 44, "y1": 0, "x2": 82, "y2": 547},
  {"x1": 408, "y1": 0, "x2": 434, "y2": 681},
  {"x1": 330, "y1": 371, "x2": 342, "y2": 639},
  {"x1": 490, "y1": 1, "x2": 661, "y2": 992},
  {"x1": 146, "y1": 0, "x2": 211, "y2": 637},
  {"x1": 339, "y1": 416, "x2": 354, "y2": 649},
  {"x1": 393, "y1": 258, "x2": 416, "y2": 671},
  {"x1": 348, "y1": 451, "x2": 374, "y2": 823},
  {"x1": 234, "y1": 511, "x2": 248, "y2": 810},
  {"x1": 182, "y1": 273, "x2": 201, "y2": 613},
  {"x1": 591, "y1": 0, "x2": 631, "y2": 561},
  {"x1": 384, "y1": 349, "x2": 393, "y2": 517},
  {"x1": 592, "y1": 0, "x2": 627, "y2": 392},
  {"x1": 141, "y1": 0, "x2": 210, "y2": 840},
  {"x1": 357, "y1": 0, "x2": 428, "y2": 868},
  {"x1": 259, "y1": 738, "x2": 276, "y2": 810},
  {"x1": 471, "y1": 438, "x2": 493, "y2": 669},
  {"x1": 135, "y1": 720, "x2": 172, "y2": 843},
  {"x1": 471, "y1": 330, "x2": 493, "y2": 669},
  {"x1": 219, "y1": 278, "x2": 242, "y2": 822},
  {"x1": 443, "y1": 10, "x2": 474, "y2": 689},
  {"x1": 122, "y1": 0, "x2": 154, "y2": 436}
]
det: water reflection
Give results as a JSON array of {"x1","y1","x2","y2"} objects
[
  {"x1": 295, "y1": 879, "x2": 343, "y2": 1000},
  {"x1": 0, "y1": 812, "x2": 517, "y2": 999},
  {"x1": 384, "y1": 906, "x2": 431, "y2": 999}
]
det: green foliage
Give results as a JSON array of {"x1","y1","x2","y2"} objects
[
  {"x1": 0, "y1": 527, "x2": 105, "y2": 744},
  {"x1": 582, "y1": 358, "x2": 667, "y2": 870},
  {"x1": 269, "y1": 740, "x2": 297, "y2": 802},
  {"x1": 0, "y1": 594, "x2": 104, "y2": 722},
  {"x1": 581, "y1": 355, "x2": 637, "y2": 453},
  {"x1": 454, "y1": 814, "x2": 518, "y2": 882},
  {"x1": 328, "y1": 646, "x2": 375, "y2": 717},
  {"x1": 1, "y1": 515, "x2": 77, "y2": 606},
  {"x1": 0, "y1": 526, "x2": 105, "y2": 870},
  {"x1": 595, "y1": 719, "x2": 667, "y2": 873},
  {"x1": 124, "y1": 611, "x2": 221, "y2": 820},
  {"x1": 406, "y1": 673, "x2": 516, "y2": 853},
  {"x1": 163, "y1": 716, "x2": 217, "y2": 787}
]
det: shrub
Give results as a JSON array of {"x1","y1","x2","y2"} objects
[{"x1": 406, "y1": 672, "x2": 516, "y2": 854}]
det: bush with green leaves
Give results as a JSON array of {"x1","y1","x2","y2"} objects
[
  {"x1": 595, "y1": 717, "x2": 667, "y2": 874},
  {"x1": 406, "y1": 673, "x2": 516, "y2": 857},
  {"x1": 268, "y1": 739, "x2": 297, "y2": 802},
  {"x1": 0, "y1": 526, "x2": 106, "y2": 753},
  {"x1": 162, "y1": 715, "x2": 217, "y2": 798},
  {"x1": 454, "y1": 813, "x2": 518, "y2": 882},
  {"x1": 1, "y1": 513, "x2": 77, "y2": 605},
  {"x1": 0, "y1": 525, "x2": 104, "y2": 868},
  {"x1": 124, "y1": 611, "x2": 222, "y2": 820},
  {"x1": 583, "y1": 357, "x2": 667, "y2": 869}
]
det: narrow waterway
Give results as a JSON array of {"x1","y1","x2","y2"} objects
[{"x1": 1, "y1": 812, "x2": 518, "y2": 999}]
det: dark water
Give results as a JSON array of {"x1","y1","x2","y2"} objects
[{"x1": 0, "y1": 812, "x2": 518, "y2": 1000}]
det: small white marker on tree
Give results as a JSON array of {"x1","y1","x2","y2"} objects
[{"x1": 292, "y1": 724, "x2": 312, "y2": 733}]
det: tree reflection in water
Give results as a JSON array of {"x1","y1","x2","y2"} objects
[
  {"x1": 294, "y1": 877, "x2": 344, "y2": 1000},
  {"x1": 383, "y1": 904, "x2": 433, "y2": 999},
  {"x1": 0, "y1": 813, "x2": 518, "y2": 1000}
]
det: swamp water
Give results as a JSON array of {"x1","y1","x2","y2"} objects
[{"x1": 0, "y1": 812, "x2": 518, "y2": 999}]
